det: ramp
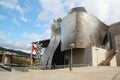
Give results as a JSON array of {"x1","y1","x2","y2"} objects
[
  {"x1": 0, "y1": 63, "x2": 11, "y2": 71},
  {"x1": 41, "y1": 18, "x2": 62, "y2": 69}
]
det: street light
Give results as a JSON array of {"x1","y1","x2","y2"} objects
[
  {"x1": 70, "y1": 43, "x2": 75, "y2": 71},
  {"x1": 95, "y1": 48, "x2": 98, "y2": 68}
]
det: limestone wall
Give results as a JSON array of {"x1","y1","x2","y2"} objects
[{"x1": 92, "y1": 47, "x2": 106, "y2": 66}]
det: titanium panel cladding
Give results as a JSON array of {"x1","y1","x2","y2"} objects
[{"x1": 61, "y1": 7, "x2": 108, "y2": 51}]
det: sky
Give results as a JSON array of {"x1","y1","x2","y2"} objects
[{"x1": 0, "y1": 0, "x2": 120, "y2": 53}]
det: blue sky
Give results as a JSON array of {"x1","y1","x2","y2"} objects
[{"x1": 0, "y1": 0, "x2": 120, "y2": 53}]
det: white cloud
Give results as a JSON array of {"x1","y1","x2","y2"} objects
[
  {"x1": 22, "y1": 33, "x2": 42, "y2": 41},
  {"x1": 0, "y1": 32, "x2": 5, "y2": 39},
  {"x1": 38, "y1": 0, "x2": 110, "y2": 24},
  {"x1": 38, "y1": 11, "x2": 50, "y2": 22},
  {"x1": 35, "y1": 22, "x2": 51, "y2": 28},
  {"x1": 0, "y1": 31, "x2": 11, "y2": 39},
  {"x1": 38, "y1": 0, "x2": 66, "y2": 22},
  {"x1": 39, "y1": 0, "x2": 120, "y2": 25},
  {"x1": 22, "y1": 28, "x2": 51, "y2": 41},
  {"x1": 63, "y1": 0, "x2": 109, "y2": 23},
  {"x1": 0, "y1": 0, "x2": 28, "y2": 22},
  {"x1": 0, "y1": 15, "x2": 6, "y2": 20},
  {"x1": 40, "y1": 0, "x2": 64, "y2": 13},
  {"x1": 62, "y1": 0, "x2": 82, "y2": 10},
  {"x1": 106, "y1": 0, "x2": 120, "y2": 24},
  {"x1": 0, "y1": 31, "x2": 31, "y2": 53},
  {"x1": 12, "y1": 18, "x2": 20, "y2": 26},
  {"x1": 35, "y1": 23, "x2": 41, "y2": 28},
  {"x1": 0, "y1": 0, "x2": 14, "y2": 9},
  {"x1": 80, "y1": 0, "x2": 109, "y2": 23},
  {"x1": 15, "y1": 5, "x2": 24, "y2": 14},
  {"x1": 0, "y1": 40, "x2": 31, "y2": 53},
  {"x1": 20, "y1": 16, "x2": 28, "y2": 22},
  {"x1": 0, "y1": 0, "x2": 23, "y2": 14},
  {"x1": 80, "y1": 0, "x2": 120, "y2": 24}
]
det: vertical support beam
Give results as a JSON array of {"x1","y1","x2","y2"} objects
[
  {"x1": 70, "y1": 46, "x2": 72, "y2": 71},
  {"x1": 70, "y1": 43, "x2": 74, "y2": 71},
  {"x1": 95, "y1": 48, "x2": 99, "y2": 68}
]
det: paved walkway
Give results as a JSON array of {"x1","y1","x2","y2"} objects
[
  {"x1": 0, "y1": 66, "x2": 120, "y2": 80},
  {"x1": 111, "y1": 72, "x2": 120, "y2": 80}
]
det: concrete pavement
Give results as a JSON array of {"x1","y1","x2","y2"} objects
[{"x1": 0, "y1": 66, "x2": 120, "y2": 80}]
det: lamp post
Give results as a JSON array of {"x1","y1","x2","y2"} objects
[
  {"x1": 95, "y1": 48, "x2": 98, "y2": 68},
  {"x1": 70, "y1": 43, "x2": 74, "y2": 71}
]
